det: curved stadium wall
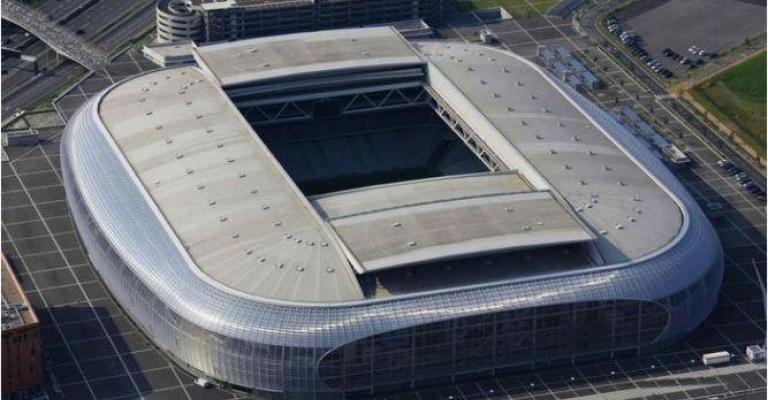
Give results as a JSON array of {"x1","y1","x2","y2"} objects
[{"x1": 61, "y1": 63, "x2": 723, "y2": 398}]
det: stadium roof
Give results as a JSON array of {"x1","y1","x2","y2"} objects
[
  {"x1": 99, "y1": 67, "x2": 364, "y2": 302},
  {"x1": 194, "y1": 26, "x2": 421, "y2": 87},
  {"x1": 312, "y1": 173, "x2": 594, "y2": 273},
  {"x1": 417, "y1": 41, "x2": 682, "y2": 264},
  {"x1": 96, "y1": 28, "x2": 683, "y2": 303}
]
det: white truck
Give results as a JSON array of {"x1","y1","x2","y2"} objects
[
  {"x1": 746, "y1": 345, "x2": 765, "y2": 362},
  {"x1": 702, "y1": 351, "x2": 731, "y2": 366}
]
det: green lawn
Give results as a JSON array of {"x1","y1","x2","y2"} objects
[
  {"x1": 692, "y1": 51, "x2": 767, "y2": 157},
  {"x1": 452, "y1": 0, "x2": 559, "y2": 17}
]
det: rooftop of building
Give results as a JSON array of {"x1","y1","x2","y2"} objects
[
  {"x1": 416, "y1": 41, "x2": 681, "y2": 264},
  {"x1": 96, "y1": 28, "x2": 683, "y2": 304},
  {"x1": 193, "y1": 26, "x2": 421, "y2": 87},
  {"x1": 2, "y1": 255, "x2": 38, "y2": 331}
]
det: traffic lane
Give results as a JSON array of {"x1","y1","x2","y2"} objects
[
  {"x1": 2, "y1": 62, "x2": 85, "y2": 117},
  {"x1": 66, "y1": 0, "x2": 151, "y2": 41},
  {"x1": 37, "y1": 0, "x2": 95, "y2": 21},
  {"x1": 93, "y1": 3, "x2": 155, "y2": 52}
]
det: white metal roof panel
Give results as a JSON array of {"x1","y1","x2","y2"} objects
[
  {"x1": 312, "y1": 174, "x2": 595, "y2": 272},
  {"x1": 98, "y1": 67, "x2": 363, "y2": 302},
  {"x1": 194, "y1": 27, "x2": 423, "y2": 87},
  {"x1": 417, "y1": 42, "x2": 683, "y2": 263}
]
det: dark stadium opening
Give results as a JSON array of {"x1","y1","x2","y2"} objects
[
  {"x1": 357, "y1": 243, "x2": 593, "y2": 298},
  {"x1": 246, "y1": 95, "x2": 489, "y2": 196}
]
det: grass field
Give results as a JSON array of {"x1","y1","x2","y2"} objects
[
  {"x1": 692, "y1": 51, "x2": 767, "y2": 157},
  {"x1": 452, "y1": 0, "x2": 559, "y2": 16}
]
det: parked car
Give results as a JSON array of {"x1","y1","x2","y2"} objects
[{"x1": 717, "y1": 159, "x2": 732, "y2": 168}]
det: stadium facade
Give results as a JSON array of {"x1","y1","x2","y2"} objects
[
  {"x1": 62, "y1": 27, "x2": 723, "y2": 399},
  {"x1": 156, "y1": 0, "x2": 444, "y2": 43}
]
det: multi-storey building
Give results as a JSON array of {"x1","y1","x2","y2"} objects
[
  {"x1": 156, "y1": 0, "x2": 444, "y2": 43},
  {"x1": 2, "y1": 254, "x2": 43, "y2": 393}
]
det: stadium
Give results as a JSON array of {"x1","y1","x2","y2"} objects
[{"x1": 61, "y1": 27, "x2": 723, "y2": 398}]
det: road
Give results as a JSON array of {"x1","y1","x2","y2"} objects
[
  {"x1": 1, "y1": 0, "x2": 155, "y2": 118},
  {"x1": 576, "y1": 0, "x2": 766, "y2": 185}
]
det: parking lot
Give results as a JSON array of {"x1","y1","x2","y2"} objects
[
  {"x1": 1, "y1": 11, "x2": 766, "y2": 400},
  {"x1": 616, "y1": 0, "x2": 766, "y2": 75}
]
